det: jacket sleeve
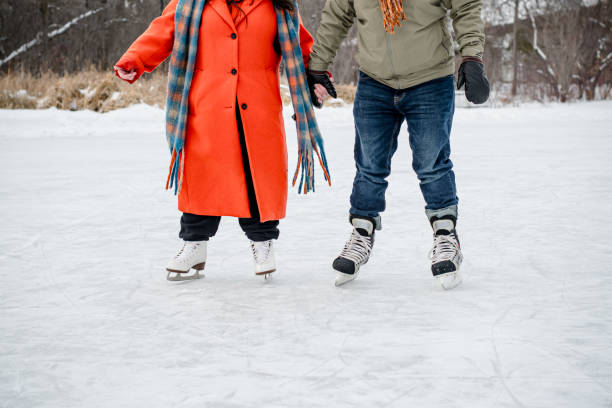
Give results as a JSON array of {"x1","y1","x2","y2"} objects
[
  {"x1": 299, "y1": 13, "x2": 314, "y2": 69},
  {"x1": 308, "y1": 0, "x2": 356, "y2": 72},
  {"x1": 448, "y1": 0, "x2": 485, "y2": 59},
  {"x1": 115, "y1": 0, "x2": 178, "y2": 83}
]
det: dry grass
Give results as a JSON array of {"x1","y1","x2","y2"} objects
[
  {"x1": 0, "y1": 69, "x2": 356, "y2": 112},
  {"x1": 334, "y1": 84, "x2": 357, "y2": 104},
  {"x1": 0, "y1": 69, "x2": 167, "y2": 112}
]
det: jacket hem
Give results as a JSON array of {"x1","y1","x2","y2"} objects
[
  {"x1": 360, "y1": 62, "x2": 455, "y2": 90},
  {"x1": 178, "y1": 203, "x2": 286, "y2": 223}
]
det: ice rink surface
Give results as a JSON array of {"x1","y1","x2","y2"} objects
[{"x1": 1, "y1": 101, "x2": 611, "y2": 408}]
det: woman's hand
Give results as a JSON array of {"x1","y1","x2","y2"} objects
[
  {"x1": 114, "y1": 66, "x2": 138, "y2": 82},
  {"x1": 314, "y1": 84, "x2": 331, "y2": 106},
  {"x1": 307, "y1": 70, "x2": 337, "y2": 108}
]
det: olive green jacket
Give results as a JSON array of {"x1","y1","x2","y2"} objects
[{"x1": 309, "y1": 0, "x2": 485, "y2": 89}]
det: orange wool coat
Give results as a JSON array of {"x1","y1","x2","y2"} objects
[{"x1": 116, "y1": 0, "x2": 314, "y2": 222}]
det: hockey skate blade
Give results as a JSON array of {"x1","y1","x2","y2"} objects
[
  {"x1": 436, "y1": 271, "x2": 462, "y2": 290},
  {"x1": 335, "y1": 270, "x2": 359, "y2": 287}
]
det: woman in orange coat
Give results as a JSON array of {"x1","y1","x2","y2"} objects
[{"x1": 115, "y1": 0, "x2": 333, "y2": 281}]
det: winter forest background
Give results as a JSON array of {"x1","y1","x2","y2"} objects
[
  {"x1": 2, "y1": 1, "x2": 612, "y2": 407},
  {"x1": 0, "y1": 0, "x2": 611, "y2": 104}
]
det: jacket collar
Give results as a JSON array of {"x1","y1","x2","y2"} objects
[
  {"x1": 208, "y1": 0, "x2": 236, "y2": 31},
  {"x1": 208, "y1": 0, "x2": 268, "y2": 31},
  {"x1": 233, "y1": 0, "x2": 267, "y2": 27}
]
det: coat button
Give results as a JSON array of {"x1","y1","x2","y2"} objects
[
  {"x1": 231, "y1": 68, "x2": 237, "y2": 75},
  {"x1": 231, "y1": 33, "x2": 237, "y2": 39},
  {"x1": 241, "y1": 103, "x2": 247, "y2": 110}
]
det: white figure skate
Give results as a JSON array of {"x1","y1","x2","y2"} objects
[
  {"x1": 250, "y1": 240, "x2": 276, "y2": 278},
  {"x1": 166, "y1": 241, "x2": 207, "y2": 281}
]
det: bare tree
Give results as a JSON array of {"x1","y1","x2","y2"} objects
[
  {"x1": 524, "y1": 0, "x2": 586, "y2": 101},
  {"x1": 1, "y1": 0, "x2": 610, "y2": 101},
  {"x1": 0, "y1": 0, "x2": 169, "y2": 73},
  {"x1": 574, "y1": 0, "x2": 612, "y2": 100},
  {"x1": 511, "y1": 0, "x2": 520, "y2": 97}
]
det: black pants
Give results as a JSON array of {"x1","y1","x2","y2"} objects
[{"x1": 179, "y1": 104, "x2": 280, "y2": 243}]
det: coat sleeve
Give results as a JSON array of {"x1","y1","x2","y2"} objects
[
  {"x1": 299, "y1": 14, "x2": 314, "y2": 69},
  {"x1": 307, "y1": 0, "x2": 356, "y2": 72},
  {"x1": 448, "y1": 0, "x2": 485, "y2": 59},
  {"x1": 115, "y1": 0, "x2": 179, "y2": 83}
]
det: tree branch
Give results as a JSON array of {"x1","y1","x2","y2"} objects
[
  {"x1": 525, "y1": 4, "x2": 556, "y2": 79},
  {"x1": 0, "y1": 8, "x2": 105, "y2": 68}
]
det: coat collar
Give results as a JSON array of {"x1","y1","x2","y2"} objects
[
  {"x1": 233, "y1": 0, "x2": 268, "y2": 27},
  {"x1": 208, "y1": 0, "x2": 236, "y2": 31},
  {"x1": 208, "y1": 0, "x2": 268, "y2": 31}
]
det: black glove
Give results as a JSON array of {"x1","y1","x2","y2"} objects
[
  {"x1": 457, "y1": 59, "x2": 490, "y2": 105},
  {"x1": 307, "y1": 70, "x2": 337, "y2": 108}
]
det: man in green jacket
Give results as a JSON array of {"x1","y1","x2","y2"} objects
[{"x1": 306, "y1": 0, "x2": 490, "y2": 289}]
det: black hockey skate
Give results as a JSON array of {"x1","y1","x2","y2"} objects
[
  {"x1": 428, "y1": 215, "x2": 463, "y2": 290},
  {"x1": 333, "y1": 216, "x2": 376, "y2": 286}
]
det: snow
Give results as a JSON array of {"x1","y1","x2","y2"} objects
[{"x1": 1, "y1": 101, "x2": 612, "y2": 408}]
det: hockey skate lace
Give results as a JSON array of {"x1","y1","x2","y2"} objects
[
  {"x1": 339, "y1": 230, "x2": 372, "y2": 265},
  {"x1": 428, "y1": 234, "x2": 459, "y2": 263},
  {"x1": 250, "y1": 241, "x2": 271, "y2": 264}
]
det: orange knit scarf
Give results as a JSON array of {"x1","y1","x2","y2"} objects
[{"x1": 379, "y1": 0, "x2": 406, "y2": 33}]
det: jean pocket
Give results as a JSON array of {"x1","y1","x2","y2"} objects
[{"x1": 359, "y1": 71, "x2": 374, "y2": 81}]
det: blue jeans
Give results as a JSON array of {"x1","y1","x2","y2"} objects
[{"x1": 350, "y1": 72, "x2": 458, "y2": 219}]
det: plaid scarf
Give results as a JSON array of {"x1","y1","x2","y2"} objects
[{"x1": 165, "y1": 0, "x2": 330, "y2": 195}]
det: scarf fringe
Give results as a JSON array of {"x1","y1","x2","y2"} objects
[
  {"x1": 166, "y1": 147, "x2": 185, "y2": 194},
  {"x1": 379, "y1": 0, "x2": 406, "y2": 33},
  {"x1": 291, "y1": 132, "x2": 332, "y2": 194}
]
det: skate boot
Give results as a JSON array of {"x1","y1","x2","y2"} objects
[
  {"x1": 332, "y1": 216, "x2": 376, "y2": 286},
  {"x1": 166, "y1": 240, "x2": 207, "y2": 281},
  {"x1": 428, "y1": 216, "x2": 463, "y2": 290},
  {"x1": 250, "y1": 240, "x2": 276, "y2": 278}
]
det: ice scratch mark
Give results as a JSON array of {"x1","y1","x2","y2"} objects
[
  {"x1": 490, "y1": 306, "x2": 527, "y2": 408},
  {"x1": 40, "y1": 241, "x2": 77, "y2": 308},
  {"x1": 0, "y1": 234, "x2": 42, "y2": 262}
]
